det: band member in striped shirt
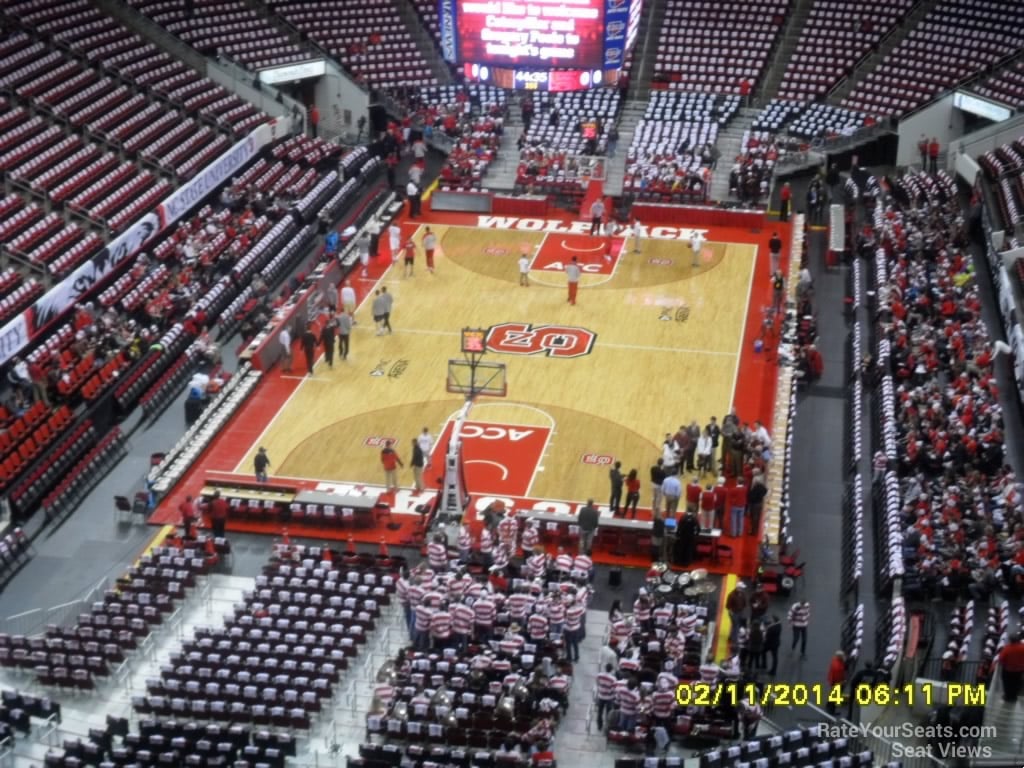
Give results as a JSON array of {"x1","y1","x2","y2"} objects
[
  {"x1": 457, "y1": 524, "x2": 472, "y2": 563},
  {"x1": 699, "y1": 653, "x2": 722, "y2": 684},
  {"x1": 595, "y1": 663, "x2": 617, "y2": 730},
  {"x1": 527, "y1": 609, "x2": 549, "y2": 642},
  {"x1": 508, "y1": 587, "x2": 534, "y2": 623},
  {"x1": 473, "y1": 593, "x2": 496, "y2": 641},
  {"x1": 492, "y1": 542, "x2": 510, "y2": 571},
  {"x1": 788, "y1": 599, "x2": 811, "y2": 658},
  {"x1": 546, "y1": 592, "x2": 566, "y2": 636},
  {"x1": 497, "y1": 512, "x2": 519, "y2": 552},
  {"x1": 650, "y1": 678, "x2": 678, "y2": 728},
  {"x1": 430, "y1": 602, "x2": 452, "y2": 647},
  {"x1": 564, "y1": 597, "x2": 585, "y2": 662},
  {"x1": 413, "y1": 600, "x2": 434, "y2": 650},
  {"x1": 633, "y1": 593, "x2": 653, "y2": 630},
  {"x1": 653, "y1": 602, "x2": 674, "y2": 628},
  {"x1": 396, "y1": 570, "x2": 412, "y2": 633},
  {"x1": 526, "y1": 546, "x2": 548, "y2": 579},
  {"x1": 450, "y1": 600, "x2": 474, "y2": 651},
  {"x1": 554, "y1": 550, "x2": 573, "y2": 575},
  {"x1": 479, "y1": 526, "x2": 494, "y2": 566},
  {"x1": 615, "y1": 678, "x2": 641, "y2": 732},
  {"x1": 427, "y1": 533, "x2": 448, "y2": 571},
  {"x1": 521, "y1": 519, "x2": 540, "y2": 552}
]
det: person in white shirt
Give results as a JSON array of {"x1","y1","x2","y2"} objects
[
  {"x1": 632, "y1": 218, "x2": 642, "y2": 253},
  {"x1": 357, "y1": 232, "x2": 371, "y2": 277},
  {"x1": 339, "y1": 279, "x2": 357, "y2": 317},
  {"x1": 406, "y1": 180, "x2": 421, "y2": 218},
  {"x1": 278, "y1": 327, "x2": 292, "y2": 373},
  {"x1": 518, "y1": 252, "x2": 530, "y2": 286},
  {"x1": 388, "y1": 223, "x2": 402, "y2": 262},
  {"x1": 690, "y1": 230, "x2": 705, "y2": 268},
  {"x1": 416, "y1": 428, "x2": 433, "y2": 467}
]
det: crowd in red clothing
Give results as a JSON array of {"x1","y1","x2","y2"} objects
[{"x1": 872, "y1": 171, "x2": 1022, "y2": 602}]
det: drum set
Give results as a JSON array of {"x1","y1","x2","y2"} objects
[{"x1": 649, "y1": 563, "x2": 717, "y2": 605}]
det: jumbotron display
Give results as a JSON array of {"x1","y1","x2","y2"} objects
[{"x1": 440, "y1": 0, "x2": 643, "y2": 83}]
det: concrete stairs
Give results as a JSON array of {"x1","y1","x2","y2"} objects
[
  {"x1": 396, "y1": 0, "x2": 453, "y2": 85},
  {"x1": 708, "y1": 107, "x2": 759, "y2": 202},
  {"x1": 603, "y1": 99, "x2": 647, "y2": 196},
  {"x1": 981, "y1": 688, "x2": 1024, "y2": 760},
  {"x1": 625, "y1": 0, "x2": 668, "y2": 100},
  {"x1": 826, "y1": 0, "x2": 943, "y2": 107},
  {"x1": 754, "y1": 0, "x2": 816, "y2": 105},
  {"x1": 481, "y1": 113, "x2": 524, "y2": 191}
]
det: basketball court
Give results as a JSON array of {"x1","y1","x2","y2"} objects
[{"x1": 151, "y1": 208, "x2": 789, "y2": 576}]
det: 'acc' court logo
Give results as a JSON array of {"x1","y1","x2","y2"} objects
[{"x1": 486, "y1": 322, "x2": 596, "y2": 359}]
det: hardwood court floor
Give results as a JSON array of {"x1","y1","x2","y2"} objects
[{"x1": 237, "y1": 225, "x2": 756, "y2": 503}]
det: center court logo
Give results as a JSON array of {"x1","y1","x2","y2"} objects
[{"x1": 486, "y1": 322, "x2": 596, "y2": 359}]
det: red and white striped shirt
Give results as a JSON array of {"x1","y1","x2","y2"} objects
[
  {"x1": 571, "y1": 554, "x2": 592, "y2": 578},
  {"x1": 451, "y1": 603, "x2": 474, "y2": 635},
  {"x1": 666, "y1": 633, "x2": 686, "y2": 659},
  {"x1": 498, "y1": 516, "x2": 518, "y2": 546},
  {"x1": 522, "y1": 523, "x2": 539, "y2": 550},
  {"x1": 407, "y1": 582, "x2": 425, "y2": 607},
  {"x1": 678, "y1": 613, "x2": 698, "y2": 635},
  {"x1": 508, "y1": 592, "x2": 533, "y2": 619},
  {"x1": 458, "y1": 526, "x2": 472, "y2": 551},
  {"x1": 430, "y1": 610, "x2": 452, "y2": 638},
  {"x1": 479, "y1": 528, "x2": 493, "y2": 554},
  {"x1": 653, "y1": 605, "x2": 674, "y2": 626},
  {"x1": 699, "y1": 663, "x2": 721, "y2": 683},
  {"x1": 427, "y1": 541, "x2": 448, "y2": 569},
  {"x1": 526, "y1": 553, "x2": 547, "y2": 578},
  {"x1": 651, "y1": 689, "x2": 677, "y2": 718},
  {"x1": 527, "y1": 613, "x2": 549, "y2": 640},
  {"x1": 414, "y1": 603, "x2": 434, "y2": 631},
  {"x1": 473, "y1": 597, "x2": 496, "y2": 626},
  {"x1": 565, "y1": 602, "x2": 585, "y2": 632},
  {"x1": 633, "y1": 598, "x2": 651, "y2": 623},
  {"x1": 554, "y1": 553, "x2": 573, "y2": 572},
  {"x1": 396, "y1": 577, "x2": 410, "y2": 605},
  {"x1": 611, "y1": 619, "x2": 631, "y2": 645},
  {"x1": 492, "y1": 544, "x2": 510, "y2": 569},
  {"x1": 548, "y1": 674, "x2": 570, "y2": 692},
  {"x1": 547, "y1": 599, "x2": 565, "y2": 625},
  {"x1": 596, "y1": 672, "x2": 618, "y2": 701},
  {"x1": 788, "y1": 601, "x2": 811, "y2": 627},
  {"x1": 616, "y1": 684, "x2": 640, "y2": 715}
]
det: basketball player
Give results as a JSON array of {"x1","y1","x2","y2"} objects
[
  {"x1": 632, "y1": 217, "x2": 643, "y2": 254},
  {"x1": 403, "y1": 238, "x2": 416, "y2": 277},
  {"x1": 380, "y1": 287, "x2": 394, "y2": 333},
  {"x1": 423, "y1": 227, "x2": 437, "y2": 273},
  {"x1": 518, "y1": 252, "x2": 530, "y2": 286},
  {"x1": 566, "y1": 256, "x2": 581, "y2": 305},
  {"x1": 358, "y1": 231, "x2": 371, "y2": 277},
  {"x1": 690, "y1": 230, "x2": 705, "y2": 268},
  {"x1": 339, "y1": 279, "x2": 356, "y2": 318}
]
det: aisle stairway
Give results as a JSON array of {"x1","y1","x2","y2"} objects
[
  {"x1": 480, "y1": 112, "x2": 523, "y2": 191},
  {"x1": 754, "y1": 0, "x2": 816, "y2": 104},
  {"x1": 827, "y1": 0, "x2": 944, "y2": 107},
  {"x1": 981, "y1": 673, "x2": 1024, "y2": 760},
  {"x1": 396, "y1": 0, "x2": 453, "y2": 85},
  {"x1": 708, "y1": 107, "x2": 759, "y2": 202},
  {"x1": 603, "y1": 99, "x2": 646, "y2": 197}
]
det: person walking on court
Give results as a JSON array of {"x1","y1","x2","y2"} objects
[
  {"x1": 566, "y1": 256, "x2": 581, "y2": 305},
  {"x1": 416, "y1": 428, "x2": 433, "y2": 467},
  {"x1": 406, "y1": 179, "x2": 421, "y2": 218},
  {"x1": 632, "y1": 216, "x2": 643, "y2": 253},
  {"x1": 388, "y1": 222, "x2": 402, "y2": 262},
  {"x1": 411, "y1": 437, "x2": 426, "y2": 492},
  {"x1": 608, "y1": 461, "x2": 624, "y2": 515},
  {"x1": 423, "y1": 227, "x2": 437, "y2": 274},
  {"x1": 358, "y1": 232, "x2": 371, "y2": 277},
  {"x1": 320, "y1": 315, "x2": 337, "y2": 368},
  {"x1": 779, "y1": 182, "x2": 792, "y2": 222},
  {"x1": 589, "y1": 198, "x2": 604, "y2": 236},
  {"x1": 690, "y1": 230, "x2": 705, "y2": 268},
  {"x1": 769, "y1": 231, "x2": 782, "y2": 274},
  {"x1": 254, "y1": 447, "x2": 271, "y2": 483},
  {"x1": 337, "y1": 310, "x2": 352, "y2": 360},
  {"x1": 380, "y1": 287, "x2": 394, "y2": 333},
  {"x1": 519, "y1": 251, "x2": 530, "y2": 286},
  {"x1": 372, "y1": 290, "x2": 388, "y2": 335},
  {"x1": 381, "y1": 440, "x2": 404, "y2": 492},
  {"x1": 788, "y1": 599, "x2": 810, "y2": 658},
  {"x1": 301, "y1": 322, "x2": 317, "y2": 375},
  {"x1": 403, "y1": 238, "x2": 416, "y2": 277},
  {"x1": 278, "y1": 325, "x2": 292, "y2": 373},
  {"x1": 339, "y1": 279, "x2": 357, "y2": 318}
]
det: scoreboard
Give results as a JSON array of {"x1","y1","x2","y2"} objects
[{"x1": 440, "y1": 0, "x2": 643, "y2": 91}]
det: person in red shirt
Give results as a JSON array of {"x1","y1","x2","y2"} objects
[
  {"x1": 179, "y1": 495, "x2": 197, "y2": 539},
  {"x1": 208, "y1": 491, "x2": 229, "y2": 539},
  {"x1": 998, "y1": 634, "x2": 1024, "y2": 701},
  {"x1": 309, "y1": 104, "x2": 319, "y2": 138},
  {"x1": 928, "y1": 137, "x2": 940, "y2": 173},
  {"x1": 827, "y1": 651, "x2": 846, "y2": 713},
  {"x1": 623, "y1": 469, "x2": 641, "y2": 518},
  {"x1": 380, "y1": 440, "x2": 404, "y2": 492},
  {"x1": 779, "y1": 182, "x2": 792, "y2": 222}
]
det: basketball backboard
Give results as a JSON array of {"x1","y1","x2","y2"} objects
[{"x1": 446, "y1": 359, "x2": 507, "y2": 397}]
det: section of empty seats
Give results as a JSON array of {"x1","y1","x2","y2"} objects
[
  {"x1": 972, "y1": 59, "x2": 1024, "y2": 110},
  {"x1": 842, "y1": 0, "x2": 1024, "y2": 117},
  {"x1": 686, "y1": 726, "x2": 879, "y2": 768},
  {"x1": 978, "y1": 138, "x2": 1024, "y2": 233},
  {"x1": 650, "y1": 0, "x2": 791, "y2": 92},
  {"x1": 131, "y1": 542, "x2": 400, "y2": 728},
  {"x1": 623, "y1": 93, "x2": 738, "y2": 203},
  {"x1": 788, "y1": 104, "x2": 869, "y2": 140},
  {"x1": 128, "y1": 0, "x2": 312, "y2": 70},
  {"x1": 776, "y1": 0, "x2": 914, "y2": 102},
  {"x1": 269, "y1": 0, "x2": 436, "y2": 88},
  {"x1": 41, "y1": 427, "x2": 127, "y2": 521},
  {"x1": 7, "y1": 418, "x2": 96, "y2": 513},
  {"x1": 519, "y1": 90, "x2": 621, "y2": 155}
]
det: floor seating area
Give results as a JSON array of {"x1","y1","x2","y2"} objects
[
  {"x1": 651, "y1": 0, "x2": 790, "y2": 93},
  {"x1": 842, "y1": 0, "x2": 1024, "y2": 116},
  {"x1": 623, "y1": 93, "x2": 739, "y2": 204},
  {"x1": 133, "y1": 542, "x2": 400, "y2": 730},
  {"x1": 127, "y1": 0, "x2": 313, "y2": 71},
  {"x1": 269, "y1": 0, "x2": 436, "y2": 88},
  {"x1": 776, "y1": 0, "x2": 914, "y2": 102}
]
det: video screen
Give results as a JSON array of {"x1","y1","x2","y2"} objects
[{"x1": 455, "y1": 0, "x2": 606, "y2": 68}]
